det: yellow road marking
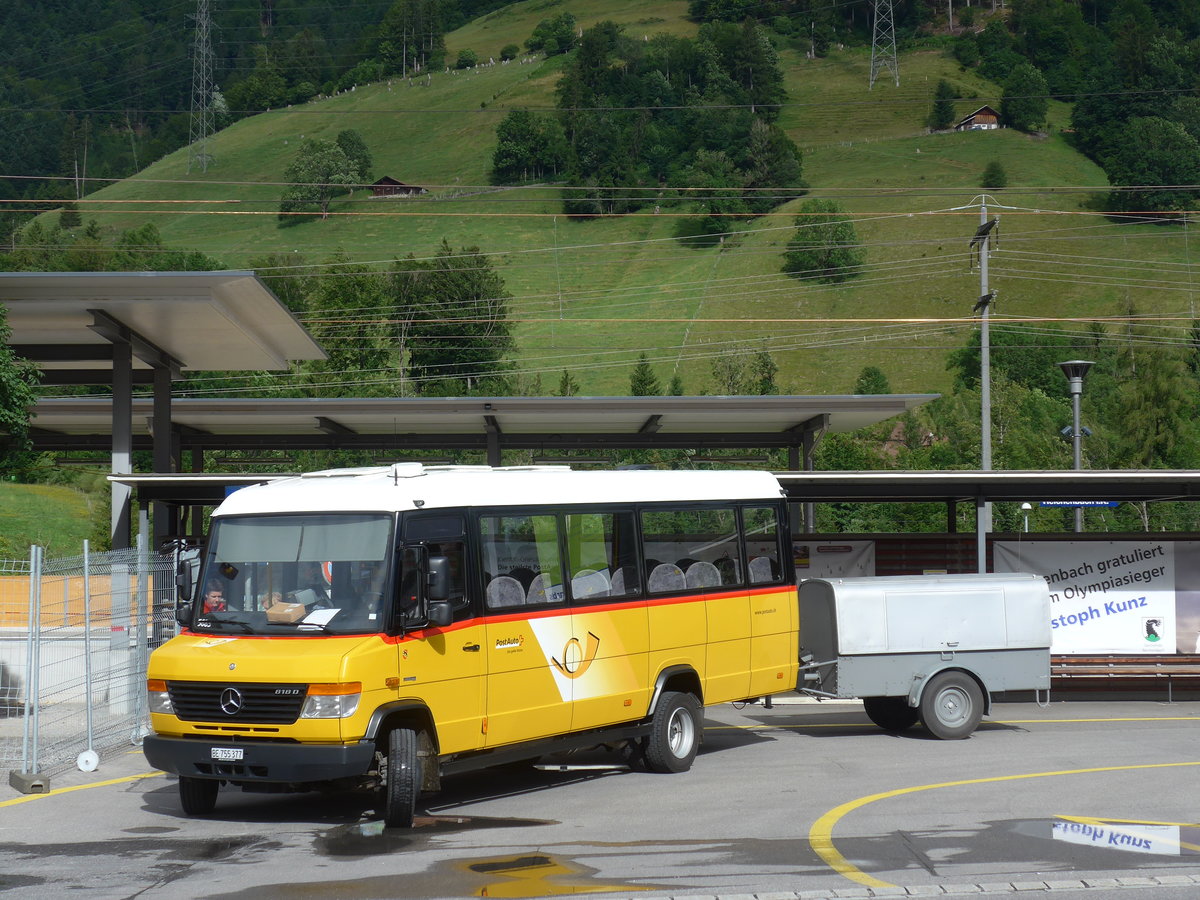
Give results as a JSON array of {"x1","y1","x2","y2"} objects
[
  {"x1": 808, "y1": 761, "x2": 1200, "y2": 889},
  {"x1": 0, "y1": 771, "x2": 164, "y2": 808}
]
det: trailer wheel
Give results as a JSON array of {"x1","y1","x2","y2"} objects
[
  {"x1": 379, "y1": 727, "x2": 421, "y2": 828},
  {"x1": 644, "y1": 691, "x2": 702, "y2": 773},
  {"x1": 920, "y1": 671, "x2": 983, "y2": 740},
  {"x1": 178, "y1": 776, "x2": 219, "y2": 816},
  {"x1": 863, "y1": 697, "x2": 919, "y2": 732}
]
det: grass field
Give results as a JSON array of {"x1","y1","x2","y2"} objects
[
  {"x1": 0, "y1": 481, "x2": 102, "y2": 558},
  {"x1": 54, "y1": 1, "x2": 1197, "y2": 397}
]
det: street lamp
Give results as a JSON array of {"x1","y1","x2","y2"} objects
[
  {"x1": 1058, "y1": 360, "x2": 1095, "y2": 533},
  {"x1": 1020, "y1": 502, "x2": 1031, "y2": 533}
]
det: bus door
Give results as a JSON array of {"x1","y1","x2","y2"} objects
[
  {"x1": 743, "y1": 504, "x2": 797, "y2": 697},
  {"x1": 479, "y1": 512, "x2": 572, "y2": 747},
  {"x1": 400, "y1": 514, "x2": 485, "y2": 755},
  {"x1": 562, "y1": 509, "x2": 650, "y2": 732}
]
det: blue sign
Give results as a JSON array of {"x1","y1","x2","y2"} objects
[{"x1": 1039, "y1": 500, "x2": 1120, "y2": 508}]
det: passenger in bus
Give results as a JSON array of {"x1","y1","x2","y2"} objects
[{"x1": 202, "y1": 581, "x2": 226, "y2": 614}]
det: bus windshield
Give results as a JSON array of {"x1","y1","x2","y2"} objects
[{"x1": 191, "y1": 513, "x2": 394, "y2": 636}]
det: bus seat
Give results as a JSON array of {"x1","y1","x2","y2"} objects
[
  {"x1": 647, "y1": 563, "x2": 685, "y2": 593},
  {"x1": 571, "y1": 568, "x2": 610, "y2": 599},
  {"x1": 685, "y1": 560, "x2": 722, "y2": 589},
  {"x1": 508, "y1": 566, "x2": 536, "y2": 590},
  {"x1": 527, "y1": 572, "x2": 563, "y2": 604},
  {"x1": 748, "y1": 556, "x2": 776, "y2": 583},
  {"x1": 485, "y1": 575, "x2": 525, "y2": 608},
  {"x1": 609, "y1": 567, "x2": 629, "y2": 596}
]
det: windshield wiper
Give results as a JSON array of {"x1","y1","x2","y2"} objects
[{"x1": 197, "y1": 614, "x2": 254, "y2": 633}]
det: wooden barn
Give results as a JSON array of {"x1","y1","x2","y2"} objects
[
  {"x1": 955, "y1": 105, "x2": 1001, "y2": 131},
  {"x1": 370, "y1": 176, "x2": 427, "y2": 198}
]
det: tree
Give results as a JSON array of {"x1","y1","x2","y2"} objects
[
  {"x1": 0, "y1": 306, "x2": 41, "y2": 471},
  {"x1": 629, "y1": 353, "x2": 662, "y2": 395},
  {"x1": 297, "y1": 255, "x2": 390, "y2": 397},
  {"x1": 980, "y1": 160, "x2": 1008, "y2": 189},
  {"x1": 279, "y1": 139, "x2": 359, "y2": 221},
  {"x1": 854, "y1": 366, "x2": 891, "y2": 394},
  {"x1": 335, "y1": 130, "x2": 372, "y2": 183},
  {"x1": 59, "y1": 203, "x2": 81, "y2": 229},
  {"x1": 500, "y1": 44, "x2": 520, "y2": 62},
  {"x1": 491, "y1": 109, "x2": 566, "y2": 184},
  {"x1": 928, "y1": 80, "x2": 957, "y2": 131},
  {"x1": 782, "y1": 199, "x2": 865, "y2": 283},
  {"x1": 1001, "y1": 63, "x2": 1049, "y2": 133},
  {"x1": 526, "y1": 12, "x2": 577, "y2": 55},
  {"x1": 455, "y1": 49, "x2": 478, "y2": 69},
  {"x1": 711, "y1": 346, "x2": 778, "y2": 394},
  {"x1": 1105, "y1": 117, "x2": 1200, "y2": 213},
  {"x1": 393, "y1": 240, "x2": 514, "y2": 391},
  {"x1": 557, "y1": 369, "x2": 580, "y2": 397}
]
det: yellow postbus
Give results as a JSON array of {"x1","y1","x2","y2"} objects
[{"x1": 143, "y1": 465, "x2": 798, "y2": 826}]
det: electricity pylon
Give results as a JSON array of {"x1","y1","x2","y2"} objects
[
  {"x1": 869, "y1": 0, "x2": 899, "y2": 89},
  {"x1": 188, "y1": 0, "x2": 215, "y2": 173}
]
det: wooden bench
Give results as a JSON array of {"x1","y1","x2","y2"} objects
[{"x1": 1051, "y1": 655, "x2": 1200, "y2": 698}]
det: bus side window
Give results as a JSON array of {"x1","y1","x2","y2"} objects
[
  {"x1": 743, "y1": 506, "x2": 783, "y2": 585},
  {"x1": 403, "y1": 514, "x2": 470, "y2": 616},
  {"x1": 480, "y1": 513, "x2": 566, "y2": 608}
]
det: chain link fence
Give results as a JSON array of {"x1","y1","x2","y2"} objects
[{"x1": 0, "y1": 538, "x2": 175, "y2": 790}]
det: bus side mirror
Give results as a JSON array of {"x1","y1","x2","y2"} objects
[
  {"x1": 175, "y1": 602, "x2": 193, "y2": 626},
  {"x1": 427, "y1": 557, "x2": 450, "y2": 601},
  {"x1": 176, "y1": 561, "x2": 193, "y2": 602},
  {"x1": 424, "y1": 557, "x2": 452, "y2": 627}
]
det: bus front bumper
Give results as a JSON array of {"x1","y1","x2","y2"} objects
[{"x1": 143, "y1": 734, "x2": 376, "y2": 785}]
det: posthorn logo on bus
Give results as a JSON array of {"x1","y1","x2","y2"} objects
[{"x1": 552, "y1": 632, "x2": 600, "y2": 679}]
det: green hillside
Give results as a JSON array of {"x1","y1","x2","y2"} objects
[
  {"x1": 53, "y1": 0, "x2": 1193, "y2": 397},
  {"x1": 0, "y1": 480, "x2": 104, "y2": 557}
]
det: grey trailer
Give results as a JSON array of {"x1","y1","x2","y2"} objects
[{"x1": 798, "y1": 573, "x2": 1051, "y2": 739}]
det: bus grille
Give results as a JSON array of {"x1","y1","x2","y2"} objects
[{"x1": 167, "y1": 681, "x2": 307, "y2": 724}]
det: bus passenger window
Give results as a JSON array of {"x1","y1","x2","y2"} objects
[
  {"x1": 564, "y1": 511, "x2": 639, "y2": 600},
  {"x1": 641, "y1": 507, "x2": 740, "y2": 590},
  {"x1": 744, "y1": 506, "x2": 783, "y2": 585},
  {"x1": 480, "y1": 514, "x2": 565, "y2": 606}
]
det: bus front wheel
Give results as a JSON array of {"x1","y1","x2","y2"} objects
[
  {"x1": 644, "y1": 691, "x2": 702, "y2": 773},
  {"x1": 379, "y1": 727, "x2": 421, "y2": 828},
  {"x1": 178, "y1": 776, "x2": 219, "y2": 816}
]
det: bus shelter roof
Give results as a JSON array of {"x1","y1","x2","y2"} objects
[{"x1": 30, "y1": 393, "x2": 938, "y2": 453}]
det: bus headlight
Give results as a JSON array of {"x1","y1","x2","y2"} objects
[
  {"x1": 147, "y1": 679, "x2": 173, "y2": 715},
  {"x1": 300, "y1": 682, "x2": 362, "y2": 719}
]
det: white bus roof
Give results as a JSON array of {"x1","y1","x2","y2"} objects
[{"x1": 212, "y1": 464, "x2": 785, "y2": 518}]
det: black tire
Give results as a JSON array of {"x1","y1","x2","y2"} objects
[
  {"x1": 178, "y1": 776, "x2": 219, "y2": 816},
  {"x1": 644, "y1": 691, "x2": 702, "y2": 773},
  {"x1": 379, "y1": 727, "x2": 421, "y2": 828},
  {"x1": 862, "y1": 696, "x2": 919, "y2": 732},
  {"x1": 919, "y1": 671, "x2": 984, "y2": 740}
]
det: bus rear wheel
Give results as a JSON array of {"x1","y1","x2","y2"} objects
[
  {"x1": 379, "y1": 727, "x2": 421, "y2": 828},
  {"x1": 644, "y1": 691, "x2": 702, "y2": 773},
  {"x1": 179, "y1": 776, "x2": 219, "y2": 816},
  {"x1": 863, "y1": 696, "x2": 919, "y2": 732}
]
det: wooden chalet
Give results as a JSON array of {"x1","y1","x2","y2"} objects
[
  {"x1": 370, "y1": 176, "x2": 426, "y2": 198},
  {"x1": 955, "y1": 105, "x2": 1000, "y2": 131}
]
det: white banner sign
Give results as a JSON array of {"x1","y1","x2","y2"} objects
[
  {"x1": 793, "y1": 540, "x2": 874, "y2": 580},
  {"x1": 994, "y1": 540, "x2": 1200, "y2": 654}
]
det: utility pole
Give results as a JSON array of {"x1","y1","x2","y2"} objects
[
  {"x1": 969, "y1": 198, "x2": 999, "y2": 572},
  {"x1": 869, "y1": 0, "x2": 899, "y2": 89},
  {"x1": 188, "y1": 0, "x2": 215, "y2": 174}
]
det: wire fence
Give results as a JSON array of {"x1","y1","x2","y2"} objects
[{"x1": 0, "y1": 538, "x2": 175, "y2": 789}]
